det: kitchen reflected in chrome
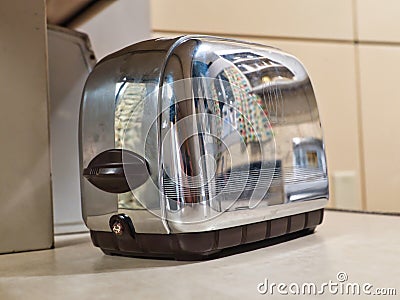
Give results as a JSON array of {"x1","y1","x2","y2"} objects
[
  {"x1": 157, "y1": 78, "x2": 276, "y2": 219},
  {"x1": 80, "y1": 35, "x2": 328, "y2": 236}
]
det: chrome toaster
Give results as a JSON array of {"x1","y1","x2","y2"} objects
[{"x1": 79, "y1": 36, "x2": 329, "y2": 259}]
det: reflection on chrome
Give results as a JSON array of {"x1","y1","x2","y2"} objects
[{"x1": 80, "y1": 36, "x2": 328, "y2": 233}]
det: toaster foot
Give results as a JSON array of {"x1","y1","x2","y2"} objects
[{"x1": 90, "y1": 209, "x2": 324, "y2": 260}]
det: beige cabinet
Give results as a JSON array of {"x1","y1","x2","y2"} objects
[
  {"x1": 0, "y1": 0, "x2": 53, "y2": 253},
  {"x1": 358, "y1": 45, "x2": 400, "y2": 212}
]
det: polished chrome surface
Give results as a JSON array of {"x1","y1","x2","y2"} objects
[
  {"x1": 80, "y1": 38, "x2": 179, "y2": 233},
  {"x1": 80, "y1": 36, "x2": 328, "y2": 234}
]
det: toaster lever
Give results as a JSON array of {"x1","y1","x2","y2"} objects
[{"x1": 83, "y1": 149, "x2": 149, "y2": 193}]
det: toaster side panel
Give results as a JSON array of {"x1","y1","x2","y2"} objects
[
  {"x1": 80, "y1": 55, "x2": 124, "y2": 227},
  {"x1": 80, "y1": 38, "x2": 181, "y2": 233}
]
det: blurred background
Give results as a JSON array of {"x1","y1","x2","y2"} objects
[{"x1": 1, "y1": 0, "x2": 399, "y2": 253}]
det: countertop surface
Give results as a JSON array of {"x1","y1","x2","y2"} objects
[{"x1": 0, "y1": 210, "x2": 399, "y2": 299}]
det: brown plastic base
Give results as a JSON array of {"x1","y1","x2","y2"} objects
[{"x1": 90, "y1": 209, "x2": 324, "y2": 260}]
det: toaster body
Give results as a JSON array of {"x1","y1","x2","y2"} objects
[{"x1": 79, "y1": 36, "x2": 328, "y2": 259}]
